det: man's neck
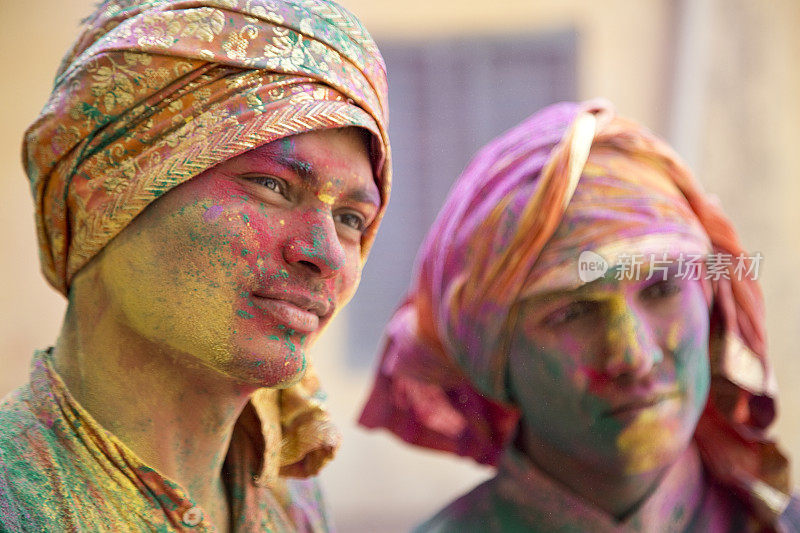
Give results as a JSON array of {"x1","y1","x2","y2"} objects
[
  {"x1": 52, "y1": 282, "x2": 257, "y2": 532},
  {"x1": 516, "y1": 425, "x2": 677, "y2": 520}
]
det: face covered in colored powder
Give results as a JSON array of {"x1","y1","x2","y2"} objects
[
  {"x1": 508, "y1": 260, "x2": 711, "y2": 478},
  {"x1": 88, "y1": 127, "x2": 379, "y2": 388}
]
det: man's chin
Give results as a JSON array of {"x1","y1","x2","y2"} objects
[
  {"x1": 230, "y1": 350, "x2": 308, "y2": 390},
  {"x1": 268, "y1": 354, "x2": 308, "y2": 390}
]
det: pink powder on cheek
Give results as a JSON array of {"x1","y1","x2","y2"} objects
[
  {"x1": 553, "y1": 332, "x2": 601, "y2": 386},
  {"x1": 559, "y1": 332, "x2": 585, "y2": 360},
  {"x1": 203, "y1": 205, "x2": 224, "y2": 222},
  {"x1": 228, "y1": 207, "x2": 278, "y2": 277}
]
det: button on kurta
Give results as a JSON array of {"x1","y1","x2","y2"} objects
[{"x1": 181, "y1": 507, "x2": 203, "y2": 527}]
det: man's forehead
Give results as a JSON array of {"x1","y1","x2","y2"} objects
[{"x1": 519, "y1": 232, "x2": 711, "y2": 300}]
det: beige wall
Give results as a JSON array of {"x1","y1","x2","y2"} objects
[
  {"x1": 1, "y1": 1, "x2": 797, "y2": 531},
  {"x1": 0, "y1": 1, "x2": 85, "y2": 395},
  {"x1": 697, "y1": 0, "x2": 800, "y2": 487}
]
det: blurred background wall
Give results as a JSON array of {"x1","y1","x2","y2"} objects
[{"x1": 0, "y1": 1, "x2": 797, "y2": 531}]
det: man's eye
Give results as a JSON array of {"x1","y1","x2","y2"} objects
[
  {"x1": 640, "y1": 279, "x2": 681, "y2": 301},
  {"x1": 249, "y1": 175, "x2": 287, "y2": 196},
  {"x1": 542, "y1": 300, "x2": 599, "y2": 327},
  {"x1": 336, "y1": 212, "x2": 366, "y2": 232}
]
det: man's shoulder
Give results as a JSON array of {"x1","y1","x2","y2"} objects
[
  {"x1": 0, "y1": 383, "x2": 75, "y2": 499},
  {"x1": 0, "y1": 384, "x2": 65, "y2": 530},
  {"x1": 778, "y1": 494, "x2": 800, "y2": 531},
  {"x1": 1, "y1": 383, "x2": 55, "y2": 461},
  {"x1": 413, "y1": 477, "x2": 530, "y2": 533},
  {"x1": 0, "y1": 384, "x2": 41, "y2": 452}
]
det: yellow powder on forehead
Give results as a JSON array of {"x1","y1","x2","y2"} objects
[{"x1": 317, "y1": 181, "x2": 336, "y2": 205}]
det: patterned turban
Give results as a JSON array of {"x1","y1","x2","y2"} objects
[
  {"x1": 24, "y1": 0, "x2": 390, "y2": 295},
  {"x1": 359, "y1": 100, "x2": 792, "y2": 524},
  {"x1": 23, "y1": 0, "x2": 390, "y2": 483}
]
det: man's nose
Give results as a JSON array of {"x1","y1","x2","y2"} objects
[
  {"x1": 282, "y1": 213, "x2": 346, "y2": 279},
  {"x1": 601, "y1": 300, "x2": 664, "y2": 380}
]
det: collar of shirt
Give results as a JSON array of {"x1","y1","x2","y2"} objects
[
  {"x1": 494, "y1": 444, "x2": 706, "y2": 532},
  {"x1": 19, "y1": 348, "x2": 317, "y2": 531}
]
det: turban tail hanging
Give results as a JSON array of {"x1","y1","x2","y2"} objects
[
  {"x1": 359, "y1": 100, "x2": 791, "y2": 524},
  {"x1": 24, "y1": 0, "x2": 391, "y2": 484}
]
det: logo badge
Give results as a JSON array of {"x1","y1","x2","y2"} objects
[{"x1": 578, "y1": 250, "x2": 609, "y2": 283}]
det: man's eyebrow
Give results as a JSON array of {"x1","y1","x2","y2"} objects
[
  {"x1": 527, "y1": 285, "x2": 590, "y2": 302},
  {"x1": 523, "y1": 277, "x2": 610, "y2": 303},
  {"x1": 345, "y1": 186, "x2": 381, "y2": 207},
  {"x1": 238, "y1": 144, "x2": 315, "y2": 181},
  {"x1": 245, "y1": 148, "x2": 380, "y2": 207},
  {"x1": 270, "y1": 153, "x2": 316, "y2": 183}
]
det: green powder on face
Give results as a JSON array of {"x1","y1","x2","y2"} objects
[
  {"x1": 283, "y1": 329, "x2": 298, "y2": 355},
  {"x1": 542, "y1": 354, "x2": 564, "y2": 381},
  {"x1": 236, "y1": 310, "x2": 254, "y2": 319},
  {"x1": 270, "y1": 269, "x2": 289, "y2": 280}
]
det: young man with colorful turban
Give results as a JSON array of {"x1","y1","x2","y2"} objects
[
  {"x1": 0, "y1": 1, "x2": 390, "y2": 531},
  {"x1": 360, "y1": 101, "x2": 799, "y2": 531}
]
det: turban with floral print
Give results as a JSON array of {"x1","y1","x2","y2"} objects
[
  {"x1": 24, "y1": 0, "x2": 390, "y2": 295},
  {"x1": 23, "y1": 0, "x2": 390, "y2": 483},
  {"x1": 360, "y1": 100, "x2": 792, "y2": 525}
]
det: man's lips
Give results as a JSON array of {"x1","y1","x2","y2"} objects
[
  {"x1": 603, "y1": 390, "x2": 681, "y2": 417},
  {"x1": 251, "y1": 291, "x2": 332, "y2": 334}
]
